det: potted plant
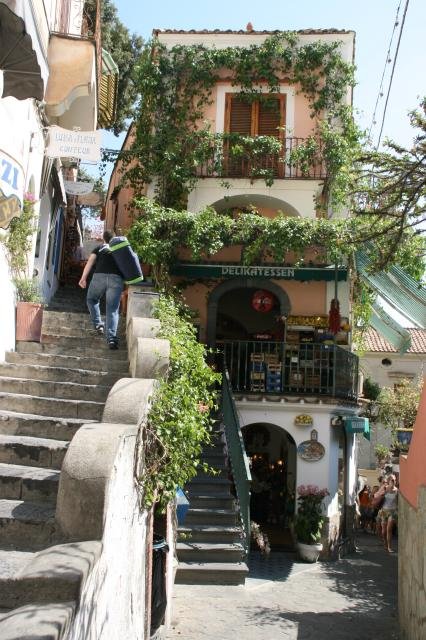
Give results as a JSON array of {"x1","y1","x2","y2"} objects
[
  {"x1": 294, "y1": 484, "x2": 329, "y2": 562},
  {"x1": 14, "y1": 277, "x2": 43, "y2": 341},
  {"x1": 0, "y1": 194, "x2": 43, "y2": 341}
]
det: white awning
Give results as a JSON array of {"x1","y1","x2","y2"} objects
[{"x1": 0, "y1": 0, "x2": 49, "y2": 100}]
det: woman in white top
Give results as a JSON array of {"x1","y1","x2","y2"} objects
[{"x1": 380, "y1": 475, "x2": 398, "y2": 553}]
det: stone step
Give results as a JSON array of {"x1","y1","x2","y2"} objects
[
  {"x1": 175, "y1": 561, "x2": 249, "y2": 585},
  {"x1": 0, "y1": 540, "x2": 101, "y2": 609},
  {"x1": 0, "y1": 377, "x2": 110, "y2": 403},
  {"x1": 184, "y1": 508, "x2": 237, "y2": 526},
  {"x1": 0, "y1": 435, "x2": 68, "y2": 470},
  {"x1": 178, "y1": 524, "x2": 242, "y2": 544},
  {"x1": 0, "y1": 602, "x2": 75, "y2": 640},
  {"x1": 186, "y1": 494, "x2": 236, "y2": 510},
  {"x1": 201, "y1": 452, "x2": 228, "y2": 466},
  {"x1": 0, "y1": 362, "x2": 122, "y2": 386},
  {"x1": 0, "y1": 410, "x2": 93, "y2": 442},
  {"x1": 0, "y1": 392, "x2": 104, "y2": 421},
  {"x1": 186, "y1": 477, "x2": 233, "y2": 495},
  {"x1": 0, "y1": 548, "x2": 35, "y2": 580},
  {"x1": 16, "y1": 340, "x2": 127, "y2": 359},
  {"x1": 0, "y1": 499, "x2": 55, "y2": 550},
  {"x1": 176, "y1": 542, "x2": 245, "y2": 563},
  {"x1": 6, "y1": 351, "x2": 129, "y2": 375},
  {"x1": 0, "y1": 462, "x2": 59, "y2": 503}
]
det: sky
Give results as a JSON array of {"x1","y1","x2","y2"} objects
[{"x1": 98, "y1": 0, "x2": 425, "y2": 158}]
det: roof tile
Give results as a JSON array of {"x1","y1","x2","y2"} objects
[{"x1": 364, "y1": 327, "x2": 426, "y2": 354}]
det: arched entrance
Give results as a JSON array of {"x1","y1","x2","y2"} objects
[
  {"x1": 207, "y1": 277, "x2": 290, "y2": 346},
  {"x1": 242, "y1": 422, "x2": 296, "y2": 550}
]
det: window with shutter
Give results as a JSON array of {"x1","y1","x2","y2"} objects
[{"x1": 224, "y1": 94, "x2": 286, "y2": 178}]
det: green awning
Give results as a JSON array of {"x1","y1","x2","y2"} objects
[
  {"x1": 356, "y1": 250, "x2": 426, "y2": 328},
  {"x1": 370, "y1": 302, "x2": 412, "y2": 354},
  {"x1": 344, "y1": 416, "x2": 370, "y2": 439}
]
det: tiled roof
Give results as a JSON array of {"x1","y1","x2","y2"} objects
[
  {"x1": 153, "y1": 28, "x2": 353, "y2": 36},
  {"x1": 364, "y1": 327, "x2": 426, "y2": 354}
]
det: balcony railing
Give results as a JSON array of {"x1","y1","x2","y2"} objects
[
  {"x1": 219, "y1": 340, "x2": 359, "y2": 402},
  {"x1": 52, "y1": 0, "x2": 98, "y2": 38},
  {"x1": 193, "y1": 137, "x2": 327, "y2": 180}
]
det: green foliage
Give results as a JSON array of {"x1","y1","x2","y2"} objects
[
  {"x1": 363, "y1": 377, "x2": 381, "y2": 401},
  {"x1": 128, "y1": 197, "x2": 353, "y2": 289},
  {"x1": 13, "y1": 278, "x2": 41, "y2": 303},
  {"x1": 86, "y1": 0, "x2": 144, "y2": 134},
  {"x1": 350, "y1": 99, "x2": 426, "y2": 274},
  {"x1": 138, "y1": 295, "x2": 220, "y2": 508},
  {"x1": 374, "y1": 444, "x2": 391, "y2": 464},
  {"x1": 378, "y1": 378, "x2": 423, "y2": 433},
  {"x1": 106, "y1": 32, "x2": 359, "y2": 207},
  {"x1": 1, "y1": 196, "x2": 36, "y2": 281},
  {"x1": 294, "y1": 485, "x2": 329, "y2": 544}
]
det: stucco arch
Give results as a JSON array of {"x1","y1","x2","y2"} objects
[
  {"x1": 207, "y1": 277, "x2": 291, "y2": 345},
  {"x1": 210, "y1": 193, "x2": 301, "y2": 217}
]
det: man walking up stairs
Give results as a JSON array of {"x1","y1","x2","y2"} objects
[{"x1": 0, "y1": 287, "x2": 129, "y2": 615}]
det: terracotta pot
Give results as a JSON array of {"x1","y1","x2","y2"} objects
[
  {"x1": 296, "y1": 541, "x2": 323, "y2": 563},
  {"x1": 16, "y1": 302, "x2": 43, "y2": 342}
]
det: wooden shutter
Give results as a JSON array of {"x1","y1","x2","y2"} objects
[
  {"x1": 225, "y1": 94, "x2": 253, "y2": 134},
  {"x1": 257, "y1": 95, "x2": 285, "y2": 137}
]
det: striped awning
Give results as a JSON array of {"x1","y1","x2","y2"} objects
[{"x1": 98, "y1": 49, "x2": 118, "y2": 128}]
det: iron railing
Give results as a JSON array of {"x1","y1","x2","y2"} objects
[
  {"x1": 219, "y1": 340, "x2": 359, "y2": 401},
  {"x1": 193, "y1": 137, "x2": 326, "y2": 180},
  {"x1": 52, "y1": 0, "x2": 98, "y2": 38},
  {"x1": 221, "y1": 370, "x2": 252, "y2": 552}
]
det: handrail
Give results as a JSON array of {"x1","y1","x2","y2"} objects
[{"x1": 221, "y1": 369, "x2": 252, "y2": 553}]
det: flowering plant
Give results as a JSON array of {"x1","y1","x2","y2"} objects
[{"x1": 294, "y1": 485, "x2": 329, "y2": 544}]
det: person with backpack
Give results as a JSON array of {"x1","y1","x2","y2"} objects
[{"x1": 78, "y1": 229, "x2": 124, "y2": 350}]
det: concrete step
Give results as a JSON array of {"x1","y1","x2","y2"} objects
[
  {"x1": 186, "y1": 494, "x2": 236, "y2": 510},
  {"x1": 0, "y1": 462, "x2": 59, "y2": 503},
  {"x1": 0, "y1": 392, "x2": 104, "y2": 421},
  {"x1": 0, "y1": 362, "x2": 122, "y2": 386},
  {"x1": 0, "y1": 540, "x2": 101, "y2": 609},
  {"x1": 178, "y1": 524, "x2": 242, "y2": 544},
  {"x1": 201, "y1": 452, "x2": 228, "y2": 466},
  {"x1": 0, "y1": 499, "x2": 55, "y2": 550},
  {"x1": 16, "y1": 340, "x2": 127, "y2": 359},
  {"x1": 6, "y1": 351, "x2": 129, "y2": 375},
  {"x1": 0, "y1": 377, "x2": 110, "y2": 403},
  {"x1": 184, "y1": 508, "x2": 238, "y2": 526},
  {"x1": 0, "y1": 602, "x2": 75, "y2": 640},
  {"x1": 175, "y1": 561, "x2": 249, "y2": 585},
  {"x1": 0, "y1": 410, "x2": 93, "y2": 442},
  {"x1": 186, "y1": 477, "x2": 233, "y2": 495},
  {"x1": 0, "y1": 435, "x2": 68, "y2": 470},
  {"x1": 176, "y1": 542, "x2": 245, "y2": 563}
]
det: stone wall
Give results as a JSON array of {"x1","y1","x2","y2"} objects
[{"x1": 398, "y1": 488, "x2": 426, "y2": 640}]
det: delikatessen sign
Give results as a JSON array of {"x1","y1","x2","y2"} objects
[{"x1": 171, "y1": 263, "x2": 347, "y2": 282}]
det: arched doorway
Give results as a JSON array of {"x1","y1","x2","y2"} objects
[
  {"x1": 242, "y1": 422, "x2": 296, "y2": 550},
  {"x1": 207, "y1": 277, "x2": 290, "y2": 346}
]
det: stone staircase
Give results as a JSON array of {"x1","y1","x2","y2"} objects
[
  {"x1": 0, "y1": 287, "x2": 129, "y2": 624},
  {"x1": 176, "y1": 428, "x2": 249, "y2": 585}
]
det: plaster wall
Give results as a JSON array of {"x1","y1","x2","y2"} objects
[
  {"x1": 187, "y1": 178, "x2": 320, "y2": 218},
  {"x1": 236, "y1": 401, "x2": 358, "y2": 519},
  {"x1": 68, "y1": 428, "x2": 147, "y2": 640},
  {"x1": 0, "y1": 245, "x2": 15, "y2": 362}
]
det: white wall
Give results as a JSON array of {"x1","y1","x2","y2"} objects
[
  {"x1": 236, "y1": 400, "x2": 358, "y2": 518},
  {"x1": 0, "y1": 244, "x2": 16, "y2": 362}
]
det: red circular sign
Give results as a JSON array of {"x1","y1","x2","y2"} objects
[{"x1": 251, "y1": 290, "x2": 275, "y2": 313}]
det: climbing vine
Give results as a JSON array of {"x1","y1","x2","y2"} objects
[
  {"x1": 137, "y1": 295, "x2": 220, "y2": 509},
  {"x1": 103, "y1": 32, "x2": 360, "y2": 209}
]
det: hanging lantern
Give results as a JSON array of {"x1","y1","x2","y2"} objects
[
  {"x1": 328, "y1": 298, "x2": 341, "y2": 335},
  {"x1": 252, "y1": 290, "x2": 275, "y2": 313}
]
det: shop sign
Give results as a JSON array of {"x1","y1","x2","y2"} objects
[
  {"x1": 297, "y1": 429, "x2": 325, "y2": 462},
  {"x1": 46, "y1": 126, "x2": 101, "y2": 163},
  {"x1": 171, "y1": 263, "x2": 347, "y2": 282},
  {"x1": 0, "y1": 150, "x2": 24, "y2": 229},
  {"x1": 64, "y1": 181, "x2": 94, "y2": 196}
]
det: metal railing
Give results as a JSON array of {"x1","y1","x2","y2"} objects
[
  {"x1": 52, "y1": 0, "x2": 97, "y2": 38},
  {"x1": 193, "y1": 137, "x2": 326, "y2": 180},
  {"x1": 219, "y1": 340, "x2": 359, "y2": 401},
  {"x1": 221, "y1": 369, "x2": 252, "y2": 553}
]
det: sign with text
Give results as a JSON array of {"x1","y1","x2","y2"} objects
[
  {"x1": 171, "y1": 263, "x2": 348, "y2": 282},
  {"x1": 46, "y1": 127, "x2": 101, "y2": 163},
  {"x1": 64, "y1": 180, "x2": 94, "y2": 196},
  {"x1": 0, "y1": 150, "x2": 24, "y2": 228}
]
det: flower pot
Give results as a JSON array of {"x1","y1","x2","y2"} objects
[
  {"x1": 296, "y1": 541, "x2": 323, "y2": 563},
  {"x1": 16, "y1": 302, "x2": 43, "y2": 342}
]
